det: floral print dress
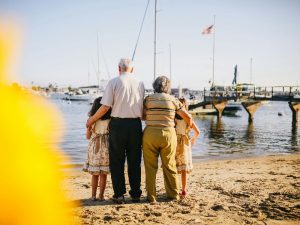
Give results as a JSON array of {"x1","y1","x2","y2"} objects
[
  {"x1": 175, "y1": 119, "x2": 193, "y2": 173},
  {"x1": 83, "y1": 119, "x2": 110, "y2": 174}
]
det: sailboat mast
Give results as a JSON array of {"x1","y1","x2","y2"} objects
[
  {"x1": 97, "y1": 33, "x2": 100, "y2": 86},
  {"x1": 154, "y1": 0, "x2": 157, "y2": 81},
  {"x1": 88, "y1": 60, "x2": 90, "y2": 86},
  {"x1": 250, "y1": 57, "x2": 253, "y2": 84},
  {"x1": 169, "y1": 43, "x2": 172, "y2": 86},
  {"x1": 212, "y1": 15, "x2": 216, "y2": 86}
]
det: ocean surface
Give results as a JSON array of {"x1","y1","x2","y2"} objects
[{"x1": 50, "y1": 99, "x2": 300, "y2": 165}]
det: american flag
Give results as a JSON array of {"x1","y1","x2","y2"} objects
[{"x1": 202, "y1": 24, "x2": 214, "y2": 35}]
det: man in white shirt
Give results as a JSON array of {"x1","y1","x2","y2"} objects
[{"x1": 86, "y1": 58, "x2": 144, "y2": 203}]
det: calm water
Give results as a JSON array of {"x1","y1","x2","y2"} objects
[{"x1": 51, "y1": 99, "x2": 299, "y2": 165}]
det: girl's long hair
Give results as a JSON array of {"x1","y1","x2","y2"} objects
[
  {"x1": 88, "y1": 97, "x2": 111, "y2": 120},
  {"x1": 175, "y1": 97, "x2": 188, "y2": 120}
]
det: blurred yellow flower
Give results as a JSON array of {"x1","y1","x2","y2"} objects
[{"x1": 0, "y1": 20, "x2": 77, "y2": 225}]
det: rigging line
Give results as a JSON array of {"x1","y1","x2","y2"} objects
[
  {"x1": 131, "y1": 0, "x2": 151, "y2": 61},
  {"x1": 91, "y1": 59, "x2": 97, "y2": 74},
  {"x1": 98, "y1": 33, "x2": 111, "y2": 79},
  {"x1": 100, "y1": 47, "x2": 111, "y2": 79},
  {"x1": 90, "y1": 59, "x2": 99, "y2": 82}
]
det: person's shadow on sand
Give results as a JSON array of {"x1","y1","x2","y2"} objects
[{"x1": 70, "y1": 194, "x2": 179, "y2": 207}]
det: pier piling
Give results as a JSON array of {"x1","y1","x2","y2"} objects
[
  {"x1": 288, "y1": 102, "x2": 300, "y2": 126},
  {"x1": 241, "y1": 101, "x2": 262, "y2": 123},
  {"x1": 212, "y1": 100, "x2": 228, "y2": 118}
]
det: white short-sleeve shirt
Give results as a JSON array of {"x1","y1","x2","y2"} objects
[{"x1": 100, "y1": 72, "x2": 145, "y2": 118}]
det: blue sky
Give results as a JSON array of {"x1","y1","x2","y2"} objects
[{"x1": 1, "y1": 0, "x2": 300, "y2": 89}]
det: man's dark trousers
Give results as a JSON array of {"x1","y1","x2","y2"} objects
[{"x1": 109, "y1": 117, "x2": 142, "y2": 198}]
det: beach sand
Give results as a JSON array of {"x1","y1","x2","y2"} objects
[{"x1": 64, "y1": 154, "x2": 300, "y2": 225}]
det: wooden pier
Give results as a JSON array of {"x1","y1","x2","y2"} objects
[{"x1": 192, "y1": 85, "x2": 300, "y2": 126}]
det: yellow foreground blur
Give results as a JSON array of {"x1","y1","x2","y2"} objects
[{"x1": 0, "y1": 21, "x2": 76, "y2": 225}]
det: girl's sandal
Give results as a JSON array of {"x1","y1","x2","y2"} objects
[
  {"x1": 98, "y1": 193, "x2": 105, "y2": 202},
  {"x1": 90, "y1": 196, "x2": 97, "y2": 201},
  {"x1": 98, "y1": 198, "x2": 105, "y2": 202}
]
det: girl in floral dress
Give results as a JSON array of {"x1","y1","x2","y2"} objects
[
  {"x1": 175, "y1": 98, "x2": 200, "y2": 197},
  {"x1": 83, "y1": 97, "x2": 111, "y2": 201}
]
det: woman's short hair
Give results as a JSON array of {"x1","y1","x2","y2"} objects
[{"x1": 153, "y1": 76, "x2": 170, "y2": 94}]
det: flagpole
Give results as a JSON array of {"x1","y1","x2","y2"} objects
[{"x1": 212, "y1": 15, "x2": 216, "y2": 86}]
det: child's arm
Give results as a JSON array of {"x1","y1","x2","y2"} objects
[
  {"x1": 86, "y1": 125, "x2": 92, "y2": 140},
  {"x1": 86, "y1": 105, "x2": 110, "y2": 128},
  {"x1": 177, "y1": 108, "x2": 193, "y2": 127},
  {"x1": 190, "y1": 121, "x2": 200, "y2": 146}
]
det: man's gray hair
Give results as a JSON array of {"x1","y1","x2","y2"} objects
[
  {"x1": 118, "y1": 58, "x2": 133, "y2": 70},
  {"x1": 153, "y1": 76, "x2": 171, "y2": 94}
]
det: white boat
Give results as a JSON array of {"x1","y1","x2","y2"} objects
[
  {"x1": 63, "y1": 93, "x2": 92, "y2": 102},
  {"x1": 294, "y1": 94, "x2": 300, "y2": 99},
  {"x1": 49, "y1": 92, "x2": 66, "y2": 99},
  {"x1": 62, "y1": 87, "x2": 103, "y2": 103}
]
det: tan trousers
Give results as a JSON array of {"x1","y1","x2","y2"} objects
[{"x1": 142, "y1": 126, "x2": 179, "y2": 201}]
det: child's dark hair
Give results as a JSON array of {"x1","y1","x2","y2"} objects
[
  {"x1": 175, "y1": 98, "x2": 188, "y2": 120},
  {"x1": 89, "y1": 97, "x2": 111, "y2": 120}
]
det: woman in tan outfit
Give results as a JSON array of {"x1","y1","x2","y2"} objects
[{"x1": 142, "y1": 76, "x2": 192, "y2": 203}]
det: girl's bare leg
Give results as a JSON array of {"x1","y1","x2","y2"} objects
[
  {"x1": 98, "y1": 174, "x2": 107, "y2": 200},
  {"x1": 181, "y1": 170, "x2": 187, "y2": 193},
  {"x1": 91, "y1": 175, "x2": 99, "y2": 199}
]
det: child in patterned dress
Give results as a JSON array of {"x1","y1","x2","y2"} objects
[
  {"x1": 175, "y1": 98, "x2": 200, "y2": 197},
  {"x1": 83, "y1": 97, "x2": 111, "y2": 201}
]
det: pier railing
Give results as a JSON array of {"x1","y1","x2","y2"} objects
[
  {"x1": 203, "y1": 86, "x2": 300, "y2": 102},
  {"x1": 197, "y1": 85, "x2": 300, "y2": 125}
]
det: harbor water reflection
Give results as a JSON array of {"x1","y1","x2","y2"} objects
[
  {"x1": 51, "y1": 100, "x2": 299, "y2": 165},
  {"x1": 193, "y1": 101, "x2": 299, "y2": 161}
]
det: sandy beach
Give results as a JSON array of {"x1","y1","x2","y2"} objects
[{"x1": 64, "y1": 154, "x2": 300, "y2": 225}]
